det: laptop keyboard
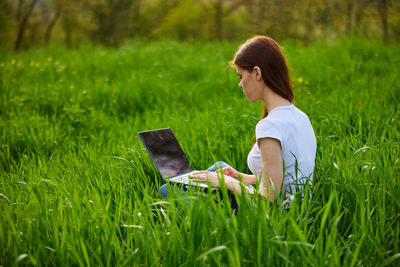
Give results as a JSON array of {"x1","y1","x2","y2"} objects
[{"x1": 169, "y1": 172, "x2": 208, "y2": 188}]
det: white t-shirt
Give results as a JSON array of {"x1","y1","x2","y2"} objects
[{"x1": 247, "y1": 104, "x2": 316, "y2": 200}]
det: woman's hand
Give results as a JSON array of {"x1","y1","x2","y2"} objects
[
  {"x1": 217, "y1": 166, "x2": 239, "y2": 179},
  {"x1": 189, "y1": 171, "x2": 254, "y2": 195},
  {"x1": 189, "y1": 171, "x2": 232, "y2": 188},
  {"x1": 218, "y1": 167, "x2": 255, "y2": 185}
]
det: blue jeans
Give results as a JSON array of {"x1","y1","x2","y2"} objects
[{"x1": 159, "y1": 161, "x2": 240, "y2": 210}]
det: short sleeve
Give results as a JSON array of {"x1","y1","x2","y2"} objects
[{"x1": 255, "y1": 118, "x2": 283, "y2": 148}]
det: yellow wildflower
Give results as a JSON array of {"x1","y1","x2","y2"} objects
[
  {"x1": 35, "y1": 63, "x2": 40, "y2": 67},
  {"x1": 57, "y1": 65, "x2": 66, "y2": 72},
  {"x1": 2, "y1": 144, "x2": 7, "y2": 149},
  {"x1": 47, "y1": 57, "x2": 52, "y2": 62},
  {"x1": 0, "y1": 63, "x2": 4, "y2": 67},
  {"x1": 55, "y1": 61, "x2": 60, "y2": 65},
  {"x1": 297, "y1": 77, "x2": 303, "y2": 83},
  {"x1": 11, "y1": 59, "x2": 16, "y2": 64}
]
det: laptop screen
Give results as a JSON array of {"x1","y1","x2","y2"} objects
[{"x1": 138, "y1": 128, "x2": 192, "y2": 179}]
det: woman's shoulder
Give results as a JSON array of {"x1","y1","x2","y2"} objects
[
  {"x1": 257, "y1": 104, "x2": 295, "y2": 126},
  {"x1": 256, "y1": 104, "x2": 313, "y2": 133},
  {"x1": 263, "y1": 104, "x2": 310, "y2": 123}
]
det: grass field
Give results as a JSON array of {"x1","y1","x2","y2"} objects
[{"x1": 1, "y1": 38, "x2": 399, "y2": 266}]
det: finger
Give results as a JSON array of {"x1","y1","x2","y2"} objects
[
  {"x1": 189, "y1": 174, "x2": 206, "y2": 180},
  {"x1": 193, "y1": 171, "x2": 210, "y2": 175},
  {"x1": 191, "y1": 179, "x2": 210, "y2": 183}
]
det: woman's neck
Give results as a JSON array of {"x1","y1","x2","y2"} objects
[{"x1": 262, "y1": 87, "x2": 291, "y2": 113}]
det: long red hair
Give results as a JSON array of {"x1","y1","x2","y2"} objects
[{"x1": 232, "y1": 36, "x2": 294, "y2": 146}]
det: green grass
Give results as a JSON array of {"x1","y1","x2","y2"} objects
[{"x1": 0, "y1": 38, "x2": 399, "y2": 266}]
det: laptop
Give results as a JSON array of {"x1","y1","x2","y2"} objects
[{"x1": 138, "y1": 128, "x2": 208, "y2": 188}]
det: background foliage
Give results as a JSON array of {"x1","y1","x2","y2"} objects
[{"x1": 1, "y1": 0, "x2": 400, "y2": 50}]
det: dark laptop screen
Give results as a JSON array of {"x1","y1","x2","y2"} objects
[{"x1": 138, "y1": 129, "x2": 192, "y2": 179}]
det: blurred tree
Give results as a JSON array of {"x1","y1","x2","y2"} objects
[
  {"x1": 60, "y1": 8, "x2": 75, "y2": 47},
  {"x1": 130, "y1": 0, "x2": 141, "y2": 36},
  {"x1": 346, "y1": 0, "x2": 373, "y2": 38},
  {"x1": 44, "y1": 0, "x2": 63, "y2": 45},
  {"x1": 212, "y1": 0, "x2": 246, "y2": 40},
  {"x1": 377, "y1": 0, "x2": 389, "y2": 41},
  {"x1": 0, "y1": 0, "x2": 15, "y2": 50},
  {"x1": 137, "y1": 0, "x2": 178, "y2": 37},
  {"x1": 154, "y1": 0, "x2": 206, "y2": 40},
  {"x1": 255, "y1": 0, "x2": 267, "y2": 33},
  {"x1": 214, "y1": 0, "x2": 223, "y2": 39},
  {"x1": 15, "y1": 0, "x2": 39, "y2": 50},
  {"x1": 345, "y1": 0, "x2": 354, "y2": 35},
  {"x1": 90, "y1": 0, "x2": 136, "y2": 47},
  {"x1": 58, "y1": 0, "x2": 86, "y2": 47}
]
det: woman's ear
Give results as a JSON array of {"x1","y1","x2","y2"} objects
[{"x1": 254, "y1": 66, "x2": 262, "y2": 81}]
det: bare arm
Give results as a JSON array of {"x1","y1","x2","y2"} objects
[
  {"x1": 258, "y1": 138, "x2": 283, "y2": 202},
  {"x1": 237, "y1": 172, "x2": 257, "y2": 185},
  {"x1": 225, "y1": 138, "x2": 283, "y2": 200}
]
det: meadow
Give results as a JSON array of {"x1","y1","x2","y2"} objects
[{"x1": 0, "y1": 38, "x2": 399, "y2": 266}]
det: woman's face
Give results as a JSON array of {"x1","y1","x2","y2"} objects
[{"x1": 236, "y1": 66, "x2": 263, "y2": 102}]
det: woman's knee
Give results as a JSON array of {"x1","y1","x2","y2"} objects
[
  {"x1": 159, "y1": 184, "x2": 169, "y2": 199},
  {"x1": 159, "y1": 183, "x2": 188, "y2": 199},
  {"x1": 215, "y1": 161, "x2": 229, "y2": 167},
  {"x1": 208, "y1": 161, "x2": 230, "y2": 172}
]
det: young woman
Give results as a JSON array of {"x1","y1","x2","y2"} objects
[
  {"x1": 188, "y1": 36, "x2": 317, "y2": 204},
  {"x1": 160, "y1": 36, "x2": 316, "y2": 206}
]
